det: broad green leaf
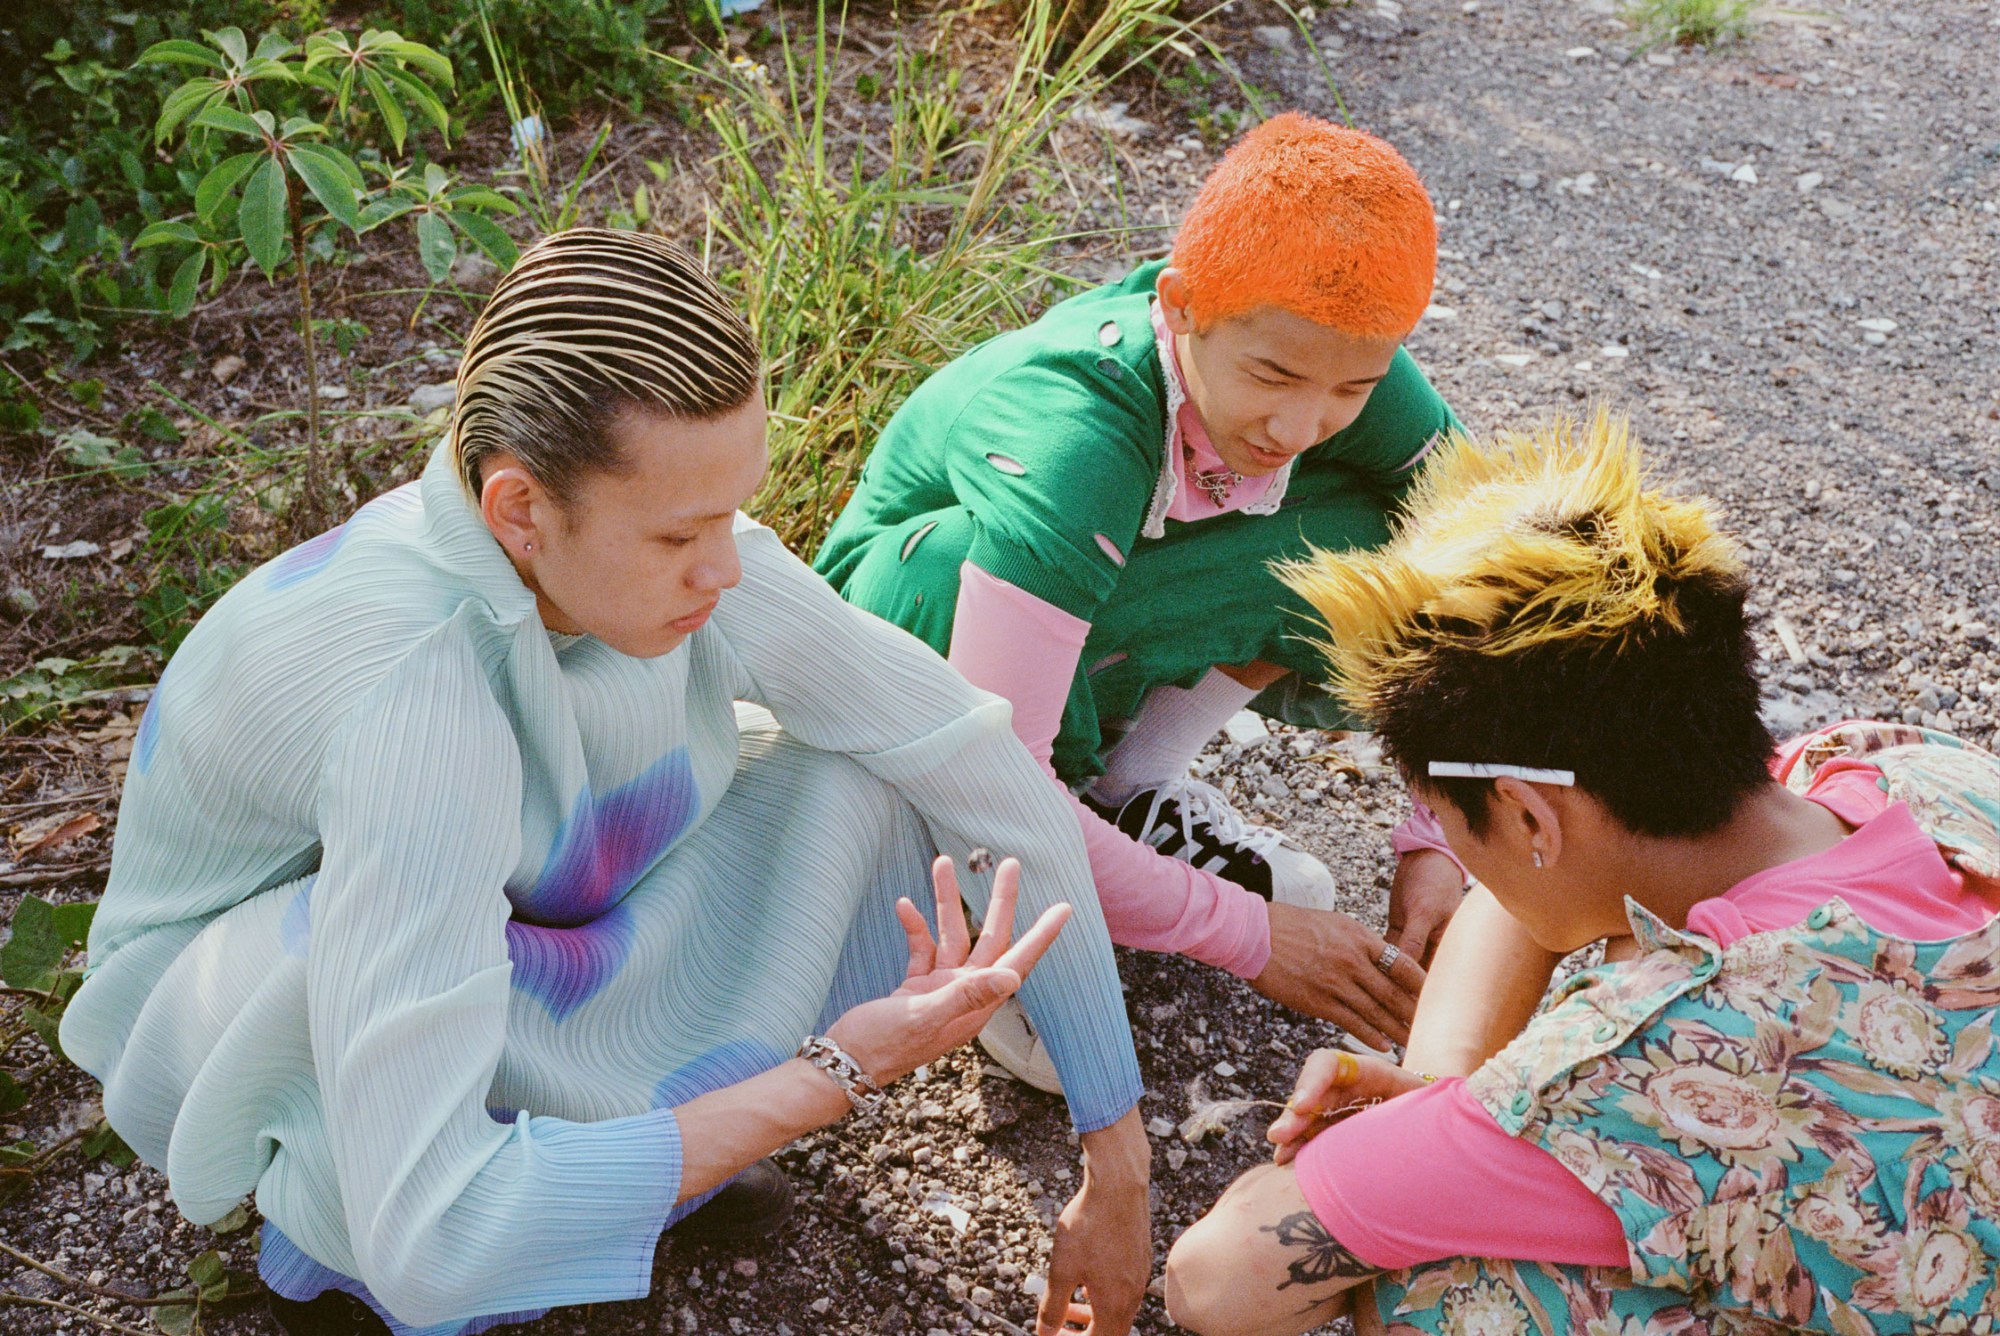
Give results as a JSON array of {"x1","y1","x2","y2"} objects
[
  {"x1": 415, "y1": 210, "x2": 455, "y2": 282},
  {"x1": 0, "y1": 1139, "x2": 38, "y2": 1165},
  {"x1": 82, "y1": 1119, "x2": 136, "y2": 1167},
  {"x1": 444, "y1": 188, "x2": 518, "y2": 214},
  {"x1": 374, "y1": 34, "x2": 454, "y2": 85},
  {"x1": 0, "y1": 896, "x2": 63, "y2": 990},
  {"x1": 278, "y1": 115, "x2": 325, "y2": 139},
  {"x1": 154, "y1": 78, "x2": 221, "y2": 144},
  {"x1": 448, "y1": 210, "x2": 517, "y2": 270},
  {"x1": 188, "y1": 1250, "x2": 228, "y2": 1301},
  {"x1": 207, "y1": 26, "x2": 249, "y2": 69},
  {"x1": 195, "y1": 152, "x2": 262, "y2": 222},
  {"x1": 139, "y1": 40, "x2": 225, "y2": 70},
  {"x1": 251, "y1": 31, "x2": 296, "y2": 62},
  {"x1": 136, "y1": 220, "x2": 201, "y2": 248},
  {"x1": 191, "y1": 104, "x2": 265, "y2": 140},
  {"x1": 360, "y1": 66, "x2": 407, "y2": 153},
  {"x1": 50, "y1": 901, "x2": 95, "y2": 948},
  {"x1": 239, "y1": 157, "x2": 287, "y2": 276},
  {"x1": 209, "y1": 1203, "x2": 253, "y2": 1235},
  {"x1": 0, "y1": 1072, "x2": 25, "y2": 1116},
  {"x1": 288, "y1": 145, "x2": 359, "y2": 230},
  {"x1": 379, "y1": 63, "x2": 452, "y2": 139},
  {"x1": 355, "y1": 196, "x2": 415, "y2": 231},
  {"x1": 151, "y1": 1292, "x2": 197, "y2": 1336},
  {"x1": 21, "y1": 1005, "x2": 63, "y2": 1059}
]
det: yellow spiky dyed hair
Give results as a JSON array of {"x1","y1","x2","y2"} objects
[{"x1": 1280, "y1": 411, "x2": 1742, "y2": 721}]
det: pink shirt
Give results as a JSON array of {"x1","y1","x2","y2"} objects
[
  {"x1": 1153, "y1": 300, "x2": 1281, "y2": 522},
  {"x1": 1294, "y1": 749, "x2": 1996, "y2": 1269}
]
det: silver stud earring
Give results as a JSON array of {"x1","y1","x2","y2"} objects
[
  {"x1": 523, "y1": 542, "x2": 534, "y2": 554},
  {"x1": 1532, "y1": 850, "x2": 1544, "y2": 869}
]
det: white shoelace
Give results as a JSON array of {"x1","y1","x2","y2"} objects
[{"x1": 1141, "y1": 776, "x2": 1285, "y2": 861}]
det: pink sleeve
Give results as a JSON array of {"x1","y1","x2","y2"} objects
[
  {"x1": 1292, "y1": 1079, "x2": 1628, "y2": 1270},
  {"x1": 948, "y1": 565, "x2": 1272, "y2": 978},
  {"x1": 1390, "y1": 801, "x2": 1468, "y2": 881}
]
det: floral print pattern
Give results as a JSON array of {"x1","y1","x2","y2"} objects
[{"x1": 1383, "y1": 738, "x2": 2000, "y2": 1334}]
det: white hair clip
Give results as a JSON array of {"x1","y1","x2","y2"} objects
[{"x1": 1428, "y1": 762, "x2": 1576, "y2": 786}]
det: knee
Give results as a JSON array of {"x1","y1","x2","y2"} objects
[{"x1": 1165, "y1": 1213, "x2": 1255, "y2": 1336}]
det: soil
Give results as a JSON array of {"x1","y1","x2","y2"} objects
[{"x1": 3, "y1": 0, "x2": 1998, "y2": 1333}]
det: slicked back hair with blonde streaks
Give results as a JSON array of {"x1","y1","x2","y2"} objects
[
  {"x1": 449, "y1": 228, "x2": 761, "y2": 506},
  {"x1": 1280, "y1": 412, "x2": 1775, "y2": 838}
]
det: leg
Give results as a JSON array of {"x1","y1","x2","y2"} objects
[{"x1": 1165, "y1": 1162, "x2": 1370, "y2": 1336}]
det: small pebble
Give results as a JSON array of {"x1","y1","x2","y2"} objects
[{"x1": 967, "y1": 847, "x2": 993, "y2": 875}]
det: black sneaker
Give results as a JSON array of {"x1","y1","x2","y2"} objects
[
  {"x1": 669, "y1": 1158, "x2": 795, "y2": 1245},
  {"x1": 1085, "y1": 777, "x2": 1335, "y2": 908},
  {"x1": 267, "y1": 1291, "x2": 391, "y2": 1336}
]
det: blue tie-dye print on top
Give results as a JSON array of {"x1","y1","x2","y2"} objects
[
  {"x1": 504, "y1": 747, "x2": 700, "y2": 1022},
  {"x1": 263, "y1": 483, "x2": 422, "y2": 591}
]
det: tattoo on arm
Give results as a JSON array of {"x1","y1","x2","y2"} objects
[{"x1": 1261, "y1": 1209, "x2": 1383, "y2": 1291}]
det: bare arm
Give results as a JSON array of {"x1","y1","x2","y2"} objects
[{"x1": 1402, "y1": 884, "x2": 1560, "y2": 1077}]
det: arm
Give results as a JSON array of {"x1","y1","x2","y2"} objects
[
  {"x1": 1402, "y1": 884, "x2": 1561, "y2": 1077},
  {"x1": 1166, "y1": 1162, "x2": 1377, "y2": 1336},
  {"x1": 714, "y1": 520, "x2": 1144, "y2": 1133},
  {"x1": 948, "y1": 563, "x2": 1273, "y2": 976}
]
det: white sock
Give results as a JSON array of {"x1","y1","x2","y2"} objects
[{"x1": 1091, "y1": 668, "x2": 1260, "y2": 805}]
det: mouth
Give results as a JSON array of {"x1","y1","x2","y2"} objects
[
  {"x1": 669, "y1": 600, "x2": 719, "y2": 634},
  {"x1": 1240, "y1": 440, "x2": 1295, "y2": 471}
]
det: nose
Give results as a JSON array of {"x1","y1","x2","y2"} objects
[
  {"x1": 1265, "y1": 401, "x2": 1322, "y2": 455},
  {"x1": 689, "y1": 530, "x2": 742, "y2": 595}
]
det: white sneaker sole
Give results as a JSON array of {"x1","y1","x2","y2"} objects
[{"x1": 976, "y1": 997, "x2": 1064, "y2": 1094}]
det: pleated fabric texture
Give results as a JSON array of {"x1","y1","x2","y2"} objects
[{"x1": 61, "y1": 441, "x2": 1143, "y2": 1334}]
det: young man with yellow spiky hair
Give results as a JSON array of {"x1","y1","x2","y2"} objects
[
  {"x1": 817, "y1": 113, "x2": 1467, "y2": 1086},
  {"x1": 1164, "y1": 415, "x2": 2000, "y2": 1336}
]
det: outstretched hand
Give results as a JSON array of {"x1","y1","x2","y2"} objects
[
  {"x1": 828, "y1": 855, "x2": 1069, "y2": 1087},
  {"x1": 1267, "y1": 1049, "x2": 1434, "y2": 1166}
]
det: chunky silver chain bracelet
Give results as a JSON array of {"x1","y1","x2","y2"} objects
[{"x1": 796, "y1": 1035, "x2": 887, "y2": 1113}]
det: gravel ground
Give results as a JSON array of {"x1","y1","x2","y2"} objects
[{"x1": 4, "y1": 0, "x2": 1998, "y2": 1332}]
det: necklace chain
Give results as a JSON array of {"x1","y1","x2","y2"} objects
[{"x1": 1185, "y1": 443, "x2": 1242, "y2": 508}]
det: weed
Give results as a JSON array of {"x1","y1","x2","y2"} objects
[
  {"x1": 1623, "y1": 0, "x2": 1759, "y2": 49},
  {"x1": 681, "y1": 0, "x2": 1183, "y2": 554}
]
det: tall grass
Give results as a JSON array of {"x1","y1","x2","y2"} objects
[
  {"x1": 1623, "y1": 0, "x2": 1758, "y2": 49},
  {"x1": 675, "y1": 0, "x2": 1183, "y2": 553}
]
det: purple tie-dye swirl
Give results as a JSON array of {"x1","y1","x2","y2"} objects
[
  {"x1": 505, "y1": 904, "x2": 636, "y2": 1024},
  {"x1": 504, "y1": 747, "x2": 700, "y2": 1021}
]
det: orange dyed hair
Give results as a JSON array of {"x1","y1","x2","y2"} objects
[{"x1": 1172, "y1": 112, "x2": 1437, "y2": 340}]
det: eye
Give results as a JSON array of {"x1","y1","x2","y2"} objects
[
  {"x1": 1248, "y1": 373, "x2": 1286, "y2": 388},
  {"x1": 659, "y1": 534, "x2": 696, "y2": 548}
]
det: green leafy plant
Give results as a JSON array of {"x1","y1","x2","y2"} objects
[
  {"x1": 0, "y1": 646, "x2": 156, "y2": 735},
  {"x1": 1623, "y1": 0, "x2": 1759, "y2": 49},
  {"x1": 681, "y1": 0, "x2": 1182, "y2": 552},
  {"x1": 135, "y1": 25, "x2": 514, "y2": 529}
]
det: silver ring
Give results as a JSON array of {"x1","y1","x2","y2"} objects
[{"x1": 1375, "y1": 944, "x2": 1402, "y2": 974}]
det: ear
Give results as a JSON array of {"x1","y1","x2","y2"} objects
[
  {"x1": 1489, "y1": 775, "x2": 1565, "y2": 869},
  {"x1": 478, "y1": 456, "x2": 554, "y2": 562},
  {"x1": 1156, "y1": 266, "x2": 1198, "y2": 337}
]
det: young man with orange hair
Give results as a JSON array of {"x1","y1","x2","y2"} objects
[{"x1": 816, "y1": 113, "x2": 1466, "y2": 1084}]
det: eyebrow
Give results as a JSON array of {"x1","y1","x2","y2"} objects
[{"x1": 1249, "y1": 356, "x2": 1389, "y2": 388}]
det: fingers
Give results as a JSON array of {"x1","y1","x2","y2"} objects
[
  {"x1": 895, "y1": 896, "x2": 936, "y2": 980},
  {"x1": 1267, "y1": 1049, "x2": 1357, "y2": 1149},
  {"x1": 968, "y1": 856, "x2": 1021, "y2": 969},
  {"x1": 994, "y1": 901, "x2": 1071, "y2": 982},
  {"x1": 931, "y1": 855, "x2": 972, "y2": 968},
  {"x1": 1036, "y1": 1259, "x2": 1086, "y2": 1336}
]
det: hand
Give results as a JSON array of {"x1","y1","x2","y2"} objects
[
  {"x1": 1037, "y1": 1112, "x2": 1151, "y2": 1335},
  {"x1": 1250, "y1": 903, "x2": 1425, "y2": 1048},
  {"x1": 828, "y1": 856, "x2": 1068, "y2": 1086},
  {"x1": 1387, "y1": 849, "x2": 1468, "y2": 968},
  {"x1": 1266, "y1": 1049, "x2": 1432, "y2": 1166}
]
